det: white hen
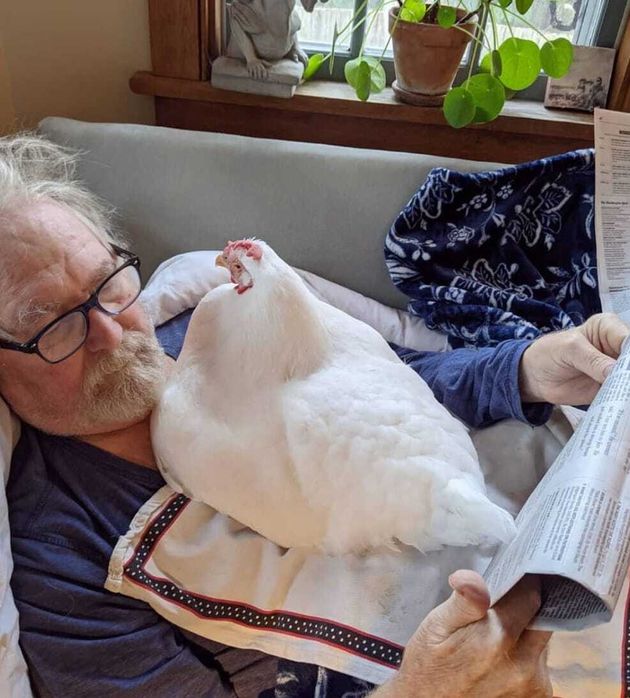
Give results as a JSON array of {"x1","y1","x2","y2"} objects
[{"x1": 152, "y1": 239, "x2": 516, "y2": 554}]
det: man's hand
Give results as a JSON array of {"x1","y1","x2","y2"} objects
[
  {"x1": 373, "y1": 571, "x2": 552, "y2": 698},
  {"x1": 519, "y1": 313, "x2": 630, "y2": 406}
]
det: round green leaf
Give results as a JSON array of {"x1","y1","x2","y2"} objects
[
  {"x1": 399, "y1": 0, "x2": 426, "y2": 23},
  {"x1": 303, "y1": 53, "x2": 325, "y2": 81},
  {"x1": 443, "y1": 87, "x2": 475, "y2": 128},
  {"x1": 498, "y1": 37, "x2": 541, "y2": 90},
  {"x1": 344, "y1": 58, "x2": 361, "y2": 88},
  {"x1": 480, "y1": 51, "x2": 502, "y2": 78},
  {"x1": 491, "y1": 49, "x2": 503, "y2": 78},
  {"x1": 463, "y1": 73, "x2": 506, "y2": 123},
  {"x1": 515, "y1": 0, "x2": 534, "y2": 13},
  {"x1": 437, "y1": 5, "x2": 457, "y2": 28},
  {"x1": 345, "y1": 56, "x2": 385, "y2": 97},
  {"x1": 540, "y1": 38, "x2": 573, "y2": 78},
  {"x1": 498, "y1": 0, "x2": 512, "y2": 7},
  {"x1": 346, "y1": 59, "x2": 374, "y2": 100},
  {"x1": 355, "y1": 61, "x2": 372, "y2": 101},
  {"x1": 363, "y1": 55, "x2": 386, "y2": 93}
]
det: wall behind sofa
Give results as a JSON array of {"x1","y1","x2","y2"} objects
[
  {"x1": 0, "y1": 0, "x2": 154, "y2": 135},
  {"x1": 0, "y1": 34, "x2": 15, "y2": 134}
]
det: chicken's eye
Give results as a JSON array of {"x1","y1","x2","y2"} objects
[{"x1": 234, "y1": 262, "x2": 242, "y2": 271}]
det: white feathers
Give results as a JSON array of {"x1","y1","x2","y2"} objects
[{"x1": 152, "y1": 240, "x2": 516, "y2": 554}]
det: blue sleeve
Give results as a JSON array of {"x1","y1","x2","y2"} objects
[
  {"x1": 156, "y1": 308, "x2": 194, "y2": 360},
  {"x1": 392, "y1": 339, "x2": 553, "y2": 429},
  {"x1": 11, "y1": 536, "x2": 235, "y2": 698}
]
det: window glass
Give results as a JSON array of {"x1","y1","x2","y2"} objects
[{"x1": 296, "y1": 0, "x2": 618, "y2": 92}]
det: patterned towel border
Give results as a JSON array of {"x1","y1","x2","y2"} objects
[{"x1": 122, "y1": 493, "x2": 404, "y2": 670}]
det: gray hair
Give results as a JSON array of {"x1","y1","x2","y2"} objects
[{"x1": 0, "y1": 133, "x2": 124, "y2": 340}]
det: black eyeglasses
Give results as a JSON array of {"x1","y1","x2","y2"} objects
[{"x1": 0, "y1": 245, "x2": 142, "y2": 364}]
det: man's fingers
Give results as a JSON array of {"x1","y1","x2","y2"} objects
[
  {"x1": 568, "y1": 335, "x2": 616, "y2": 385},
  {"x1": 515, "y1": 629, "x2": 553, "y2": 658},
  {"x1": 589, "y1": 313, "x2": 630, "y2": 358},
  {"x1": 425, "y1": 570, "x2": 490, "y2": 638},
  {"x1": 492, "y1": 575, "x2": 542, "y2": 643}
]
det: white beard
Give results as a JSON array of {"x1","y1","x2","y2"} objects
[{"x1": 73, "y1": 329, "x2": 166, "y2": 433}]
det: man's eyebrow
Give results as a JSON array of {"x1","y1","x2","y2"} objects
[
  {"x1": 14, "y1": 300, "x2": 62, "y2": 332},
  {"x1": 13, "y1": 256, "x2": 118, "y2": 332},
  {"x1": 88, "y1": 257, "x2": 118, "y2": 288}
]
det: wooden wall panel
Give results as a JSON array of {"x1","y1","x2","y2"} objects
[
  {"x1": 148, "y1": 0, "x2": 201, "y2": 79},
  {"x1": 206, "y1": 0, "x2": 223, "y2": 62},
  {"x1": 155, "y1": 96, "x2": 593, "y2": 163},
  {"x1": 609, "y1": 12, "x2": 630, "y2": 112}
]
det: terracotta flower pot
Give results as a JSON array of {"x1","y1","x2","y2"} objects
[{"x1": 388, "y1": 8, "x2": 477, "y2": 106}]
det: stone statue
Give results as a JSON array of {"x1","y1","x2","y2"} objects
[{"x1": 211, "y1": 0, "x2": 324, "y2": 98}]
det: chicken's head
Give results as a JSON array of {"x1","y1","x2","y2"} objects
[{"x1": 216, "y1": 239, "x2": 264, "y2": 294}]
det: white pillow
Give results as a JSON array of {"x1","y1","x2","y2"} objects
[
  {"x1": 0, "y1": 398, "x2": 32, "y2": 698},
  {"x1": 143, "y1": 250, "x2": 448, "y2": 353}
]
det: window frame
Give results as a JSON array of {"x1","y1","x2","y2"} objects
[{"x1": 298, "y1": 0, "x2": 629, "y2": 100}]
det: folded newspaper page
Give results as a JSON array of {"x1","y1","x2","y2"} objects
[
  {"x1": 595, "y1": 107, "x2": 630, "y2": 322},
  {"x1": 484, "y1": 337, "x2": 630, "y2": 631},
  {"x1": 485, "y1": 111, "x2": 630, "y2": 631}
]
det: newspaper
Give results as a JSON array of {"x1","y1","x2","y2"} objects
[
  {"x1": 594, "y1": 107, "x2": 630, "y2": 322},
  {"x1": 484, "y1": 109, "x2": 630, "y2": 631},
  {"x1": 484, "y1": 337, "x2": 630, "y2": 631}
]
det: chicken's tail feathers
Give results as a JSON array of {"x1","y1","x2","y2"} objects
[{"x1": 431, "y1": 478, "x2": 517, "y2": 549}]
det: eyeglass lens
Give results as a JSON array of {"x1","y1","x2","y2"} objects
[{"x1": 37, "y1": 264, "x2": 141, "y2": 363}]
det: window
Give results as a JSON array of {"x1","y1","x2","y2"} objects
[{"x1": 296, "y1": 0, "x2": 628, "y2": 97}]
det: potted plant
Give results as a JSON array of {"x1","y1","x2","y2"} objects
[{"x1": 304, "y1": 0, "x2": 574, "y2": 128}]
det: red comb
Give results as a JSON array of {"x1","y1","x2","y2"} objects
[{"x1": 223, "y1": 239, "x2": 263, "y2": 260}]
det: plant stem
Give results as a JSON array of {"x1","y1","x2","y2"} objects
[
  {"x1": 425, "y1": 0, "x2": 440, "y2": 23},
  {"x1": 501, "y1": 5, "x2": 514, "y2": 38},
  {"x1": 489, "y1": 2, "x2": 498, "y2": 49},
  {"x1": 453, "y1": 7, "x2": 491, "y2": 53},
  {"x1": 458, "y1": 0, "x2": 482, "y2": 26},
  {"x1": 501, "y1": 5, "x2": 553, "y2": 43},
  {"x1": 335, "y1": 0, "x2": 370, "y2": 41},
  {"x1": 360, "y1": 0, "x2": 385, "y2": 57},
  {"x1": 466, "y1": 0, "x2": 487, "y2": 81},
  {"x1": 457, "y1": 9, "x2": 480, "y2": 24},
  {"x1": 454, "y1": 24, "x2": 484, "y2": 45},
  {"x1": 378, "y1": 34, "x2": 393, "y2": 62}
]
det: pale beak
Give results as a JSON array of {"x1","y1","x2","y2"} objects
[{"x1": 215, "y1": 254, "x2": 228, "y2": 268}]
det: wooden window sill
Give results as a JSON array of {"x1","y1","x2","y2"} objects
[{"x1": 131, "y1": 70, "x2": 594, "y2": 162}]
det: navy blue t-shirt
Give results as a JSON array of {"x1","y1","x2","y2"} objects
[{"x1": 7, "y1": 309, "x2": 549, "y2": 697}]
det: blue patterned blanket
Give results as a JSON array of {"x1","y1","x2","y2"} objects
[{"x1": 384, "y1": 150, "x2": 600, "y2": 348}]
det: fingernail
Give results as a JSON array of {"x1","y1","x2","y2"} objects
[
  {"x1": 604, "y1": 362, "x2": 615, "y2": 378},
  {"x1": 458, "y1": 584, "x2": 487, "y2": 605}
]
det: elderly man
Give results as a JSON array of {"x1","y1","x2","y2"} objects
[{"x1": 1, "y1": 133, "x2": 627, "y2": 698}]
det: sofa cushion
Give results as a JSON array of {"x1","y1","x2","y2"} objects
[{"x1": 38, "y1": 118, "x2": 504, "y2": 309}]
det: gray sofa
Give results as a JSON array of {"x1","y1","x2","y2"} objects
[{"x1": 39, "y1": 118, "x2": 502, "y2": 308}]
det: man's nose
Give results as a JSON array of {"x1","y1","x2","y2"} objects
[{"x1": 84, "y1": 308, "x2": 123, "y2": 353}]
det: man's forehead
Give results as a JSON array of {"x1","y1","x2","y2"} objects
[
  {"x1": 5, "y1": 230, "x2": 113, "y2": 287},
  {"x1": 4, "y1": 199, "x2": 106, "y2": 264},
  {"x1": 1, "y1": 200, "x2": 115, "y2": 329}
]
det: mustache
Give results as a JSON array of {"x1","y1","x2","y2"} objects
[
  {"x1": 77, "y1": 328, "x2": 166, "y2": 428},
  {"x1": 83, "y1": 330, "x2": 162, "y2": 389}
]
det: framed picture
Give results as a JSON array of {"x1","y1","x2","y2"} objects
[{"x1": 544, "y1": 45, "x2": 616, "y2": 113}]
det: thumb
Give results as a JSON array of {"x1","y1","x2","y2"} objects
[
  {"x1": 569, "y1": 336, "x2": 616, "y2": 384},
  {"x1": 425, "y1": 570, "x2": 491, "y2": 639}
]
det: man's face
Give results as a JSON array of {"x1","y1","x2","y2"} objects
[{"x1": 0, "y1": 199, "x2": 166, "y2": 436}]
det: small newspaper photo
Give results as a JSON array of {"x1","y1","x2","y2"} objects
[{"x1": 483, "y1": 108, "x2": 630, "y2": 632}]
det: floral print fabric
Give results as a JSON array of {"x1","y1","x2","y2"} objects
[{"x1": 385, "y1": 149, "x2": 599, "y2": 348}]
